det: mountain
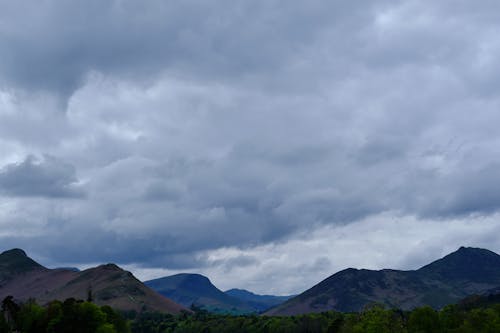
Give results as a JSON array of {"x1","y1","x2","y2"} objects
[
  {"x1": 224, "y1": 288, "x2": 293, "y2": 312},
  {"x1": 0, "y1": 249, "x2": 185, "y2": 314},
  {"x1": 54, "y1": 267, "x2": 80, "y2": 272},
  {"x1": 418, "y1": 247, "x2": 500, "y2": 286},
  {"x1": 0, "y1": 249, "x2": 46, "y2": 282},
  {"x1": 455, "y1": 286, "x2": 500, "y2": 310},
  {"x1": 266, "y1": 247, "x2": 500, "y2": 315},
  {"x1": 145, "y1": 273, "x2": 254, "y2": 314}
]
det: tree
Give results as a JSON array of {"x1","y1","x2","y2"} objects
[
  {"x1": 408, "y1": 306, "x2": 440, "y2": 333},
  {"x1": 17, "y1": 299, "x2": 47, "y2": 333},
  {"x1": 1, "y1": 296, "x2": 20, "y2": 331}
]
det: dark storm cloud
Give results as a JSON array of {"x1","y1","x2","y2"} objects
[
  {"x1": 422, "y1": 163, "x2": 500, "y2": 217},
  {"x1": 0, "y1": 155, "x2": 84, "y2": 198},
  {"x1": 0, "y1": 0, "x2": 389, "y2": 101},
  {"x1": 1, "y1": 0, "x2": 500, "y2": 292}
]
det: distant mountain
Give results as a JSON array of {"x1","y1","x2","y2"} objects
[
  {"x1": 145, "y1": 273, "x2": 254, "y2": 314},
  {"x1": 0, "y1": 249, "x2": 185, "y2": 314},
  {"x1": 54, "y1": 267, "x2": 80, "y2": 272},
  {"x1": 266, "y1": 247, "x2": 500, "y2": 315},
  {"x1": 225, "y1": 288, "x2": 293, "y2": 312}
]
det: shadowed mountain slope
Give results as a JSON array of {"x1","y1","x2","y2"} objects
[
  {"x1": 224, "y1": 288, "x2": 293, "y2": 312},
  {"x1": 145, "y1": 274, "x2": 256, "y2": 314},
  {"x1": 418, "y1": 247, "x2": 500, "y2": 284},
  {"x1": 266, "y1": 247, "x2": 500, "y2": 315},
  {"x1": 0, "y1": 249, "x2": 185, "y2": 314},
  {"x1": 0, "y1": 248, "x2": 46, "y2": 282}
]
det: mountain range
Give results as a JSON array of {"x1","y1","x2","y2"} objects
[
  {"x1": 0, "y1": 249, "x2": 185, "y2": 314},
  {"x1": 2, "y1": 246, "x2": 500, "y2": 316},
  {"x1": 145, "y1": 273, "x2": 292, "y2": 314},
  {"x1": 265, "y1": 247, "x2": 500, "y2": 315}
]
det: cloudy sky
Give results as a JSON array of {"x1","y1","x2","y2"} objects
[{"x1": 2, "y1": 0, "x2": 500, "y2": 295}]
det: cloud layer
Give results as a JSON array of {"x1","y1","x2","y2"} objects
[{"x1": 2, "y1": 0, "x2": 500, "y2": 293}]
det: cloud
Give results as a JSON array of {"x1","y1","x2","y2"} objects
[
  {"x1": 123, "y1": 213, "x2": 500, "y2": 294},
  {"x1": 0, "y1": 155, "x2": 85, "y2": 198},
  {"x1": 0, "y1": 0, "x2": 389, "y2": 104},
  {"x1": 1, "y1": 1, "x2": 500, "y2": 293}
]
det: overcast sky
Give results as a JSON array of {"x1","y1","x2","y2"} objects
[{"x1": 2, "y1": 0, "x2": 500, "y2": 295}]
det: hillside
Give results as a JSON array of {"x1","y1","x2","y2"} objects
[
  {"x1": 224, "y1": 288, "x2": 293, "y2": 312},
  {"x1": 0, "y1": 249, "x2": 185, "y2": 314},
  {"x1": 266, "y1": 247, "x2": 500, "y2": 315},
  {"x1": 145, "y1": 273, "x2": 253, "y2": 314},
  {"x1": 0, "y1": 248, "x2": 46, "y2": 283}
]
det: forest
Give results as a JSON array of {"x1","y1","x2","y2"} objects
[
  {"x1": 2, "y1": 295, "x2": 500, "y2": 333},
  {"x1": 130, "y1": 301, "x2": 500, "y2": 333},
  {"x1": 0, "y1": 296, "x2": 129, "y2": 333}
]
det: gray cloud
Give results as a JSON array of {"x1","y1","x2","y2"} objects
[
  {"x1": 0, "y1": 0, "x2": 388, "y2": 103},
  {"x1": 0, "y1": 155, "x2": 84, "y2": 198},
  {"x1": 1, "y1": 0, "x2": 500, "y2": 293}
]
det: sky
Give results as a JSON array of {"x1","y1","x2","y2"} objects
[{"x1": 1, "y1": 0, "x2": 500, "y2": 295}]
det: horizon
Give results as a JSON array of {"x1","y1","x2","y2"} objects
[
  {"x1": 2, "y1": 1, "x2": 500, "y2": 296},
  {"x1": 1, "y1": 245, "x2": 494, "y2": 296}
]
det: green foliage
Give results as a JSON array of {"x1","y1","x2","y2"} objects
[
  {"x1": 459, "y1": 308, "x2": 500, "y2": 333},
  {"x1": 96, "y1": 323, "x2": 117, "y2": 333},
  {"x1": 0, "y1": 297, "x2": 130, "y2": 333},
  {"x1": 102, "y1": 305, "x2": 130, "y2": 333},
  {"x1": 408, "y1": 306, "x2": 440, "y2": 333},
  {"x1": 130, "y1": 300, "x2": 500, "y2": 333},
  {"x1": 1, "y1": 295, "x2": 500, "y2": 333},
  {"x1": 17, "y1": 300, "x2": 47, "y2": 333}
]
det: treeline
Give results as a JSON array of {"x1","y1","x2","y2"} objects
[
  {"x1": 1, "y1": 296, "x2": 500, "y2": 332},
  {"x1": 0, "y1": 296, "x2": 130, "y2": 333},
  {"x1": 131, "y1": 302, "x2": 500, "y2": 333}
]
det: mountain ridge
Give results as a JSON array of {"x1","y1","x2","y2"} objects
[
  {"x1": 224, "y1": 288, "x2": 293, "y2": 312},
  {"x1": 145, "y1": 273, "x2": 254, "y2": 314},
  {"x1": 0, "y1": 248, "x2": 186, "y2": 314},
  {"x1": 3, "y1": 246, "x2": 500, "y2": 316},
  {"x1": 266, "y1": 247, "x2": 500, "y2": 315}
]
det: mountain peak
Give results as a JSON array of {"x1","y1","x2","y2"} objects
[
  {"x1": 0, "y1": 248, "x2": 46, "y2": 281},
  {"x1": 419, "y1": 247, "x2": 500, "y2": 274},
  {"x1": 416, "y1": 246, "x2": 500, "y2": 287},
  {"x1": 454, "y1": 246, "x2": 498, "y2": 256},
  {"x1": 267, "y1": 246, "x2": 500, "y2": 315},
  {"x1": 97, "y1": 263, "x2": 123, "y2": 271},
  {"x1": 174, "y1": 273, "x2": 209, "y2": 280},
  {"x1": 145, "y1": 273, "x2": 253, "y2": 314},
  {"x1": 150, "y1": 273, "x2": 215, "y2": 291},
  {"x1": 0, "y1": 254, "x2": 186, "y2": 314},
  {"x1": 1, "y1": 248, "x2": 28, "y2": 258},
  {"x1": 226, "y1": 288, "x2": 256, "y2": 296}
]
